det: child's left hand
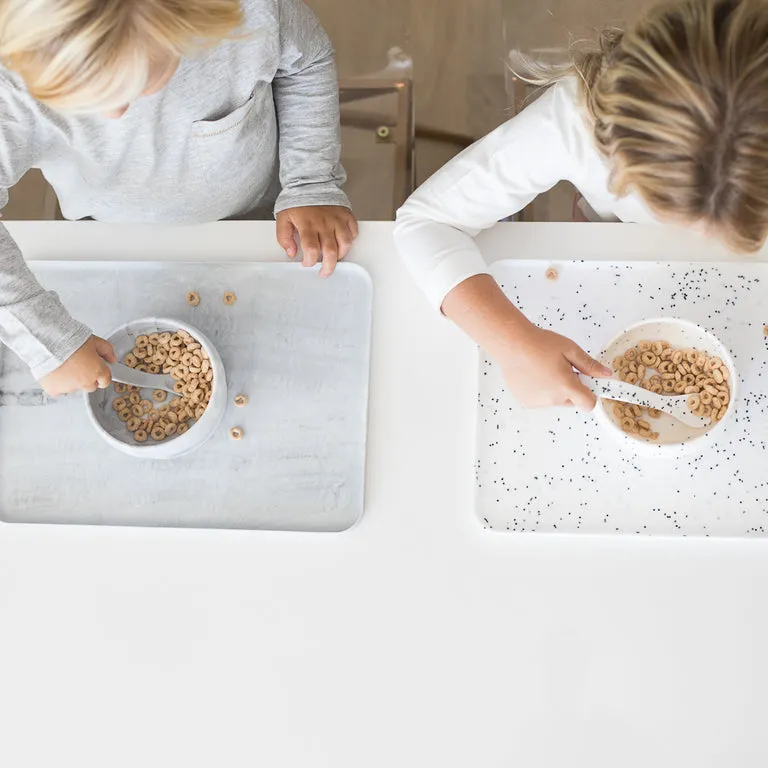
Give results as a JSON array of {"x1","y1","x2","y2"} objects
[{"x1": 276, "y1": 206, "x2": 359, "y2": 278}]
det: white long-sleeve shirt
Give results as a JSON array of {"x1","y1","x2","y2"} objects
[{"x1": 394, "y1": 77, "x2": 658, "y2": 310}]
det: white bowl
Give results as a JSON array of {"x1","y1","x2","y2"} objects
[
  {"x1": 595, "y1": 318, "x2": 738, "y2": 457},
  {"x1": 85, "y1": 317, "x2": 227, "y2": 459}
]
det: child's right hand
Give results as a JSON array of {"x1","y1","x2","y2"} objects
[
  {"x1": 40, "y1": 335, "x2": 117, "y2": 396},
  {"x1": 499, "y1": 324, "x2": 612, "y2": 410}
]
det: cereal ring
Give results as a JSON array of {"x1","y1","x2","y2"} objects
[
  {"x1": 113, "y1": 382, "x2": 128, "y2": 394},
  {"x1": 205, "y1": 370, "x2": 214, "y2": 382},
  {"x1": 195, "y1": 405, "x2": 207, "y2": 420},
  {"x1": 164, "y1": 423, "x2": 178, "y2": 437},
  {"x1": 147, "y1": 364, "x2": 160, "y2": 374},
  {"x1": 636, "y1": 365, "x2": 646, "y2": 381},
  {"x1": 700, "y1": 391, "x2": 713, "y2": 405},
  {"x1": 717, "y1": 405, "x2": 728, "y2": 420},
  {"x1": 135, "y1": 364, "x2": 148, "y2": 372},
  {"x1": 649, "y1": 375, "x2": 662, "y2": 386},
  {"x1": 612, "y1": 357, "x2": 624, "y2": 372},
  {"x1": 181, "y1": 352, "x2": 193, "y2": 366},
  {"x1": 134, "y1": 429, "x2": 148, "y2": 442},
  {"x1": 134, "y1": 347, "x2": 148, "y2": 360},
  {"x1": 234, "y1": 394, "x2": 248, "y2": 407},
  {"x1": 662, "y1": 379, "x2": 675, "y2": 392},
  {"x1": 685, "y1": 350, "x2": 698, "y2": 364},
  {"x1": 683, "y1": 374, "x2": 695, "y2": 386},
  {"x1": 229, "y1": 426, "x2": 244, "y2": 440},
  {"x1": 151, "y1": 354, "x2": 166, "y2": 366},
  {"x1": 186, "y1": 291, "x2": 201, "y2": 306},
  {"x1": 624, "y1": 348, "x2": 637, "y2": 361},
  {"x1": 177, "y1": 422, "x2": 190, "y2": 435},
  {"x1": 672, "y1": 350, "x2": 683, "y2": 365},
  {"x1": 651, "y1": 341, "x2": 663, "y2": 356},
  {"x1": 660, "y1": 347, "x2": 673, "y2": 360},
  {"x1": 684, "y1": 386, "x2": 699, "y2": 395},
  {"x1": 112, "y1": 398, "x2": 127, "y2": 411},
  {"x1": 640, "y1": 351, "x2": 656, "y2": 366},
  {"x1": 129, "y1": 392, "x2": 141, "y2": 405},
  {"x1": 673, "y1": 381, "x2": 686, "y2": 394},
  {"x1": 626, "y1": 373, "x2": 638, "y2": 385},
  {"x1": 166, "y1": 411, "x2": 179, "y2": 424},
  {"x1": 651, "y1": 384, "x2": 663, "y2": 394},
  {"x1": 139, "y1": 400, "x2": 152, "y2": 413},
  {"x1": 135, "y1": 335, "x2": 149, "y2": 348},
  {"x1": 153, "y1": 390, "x2": 167, "y2": 402},
  {"x1": 126, "y1": 417, "x2": 142, "y2": 432},
  {"x1": 150, "y1": 426, "x2": 166, "y2": 441},
  {"x1": 711, "y1": 396, "x2": 722, "y2": 411},
  {"x1": 620, "y1": 417, "x2": 637, "y2": 433},
  {"x1": 713, "y1": 368, "x2": 724, "y2": 384},
  {"x1": 173, "y1": 381, "x2": 185, "y2": 394},
  {"x1": 638, "y1": 427, "x2": 653, "y2": 439},
  {"x1": 706, "y1": 357, "x2": 723, "y2": 372},
  {"x1": 638, "y1": 341, "x2": 652, "y2": 353},
  {"x1": 688, "y1": 395, "x2": 701, "y2": 411},
  {"x1": 648, "y1": 408, "x2": 662, "y2": 419},
  {"x1": 119, "y1": 408, "x2": 132, "y2": 422},
  {"x1": 125, "y1": 353, "x2": 138, "y2": 368},
  {"x1": 612, "y1": 404, "x2": 625, "y2": 419},
  {"x1": 148, "y1": 333, "x2": 160, "y2": 345},
  {"x1": 131, "y1": 404, "x2": 143, "y2": 417}
]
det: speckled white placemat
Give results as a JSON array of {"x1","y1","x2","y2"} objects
[
  {"x1": 0, "y1": 262, "x2": 371, "y2": 531},
  {"x1": 476, "y1": 260, "x2": 768, "y2": 537}
]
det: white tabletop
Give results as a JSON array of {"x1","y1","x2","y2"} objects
[{"x1": 1, "y1": 221, "x2": 766, "y2": 768}]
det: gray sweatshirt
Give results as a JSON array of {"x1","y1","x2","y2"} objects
[{"x1": 0, "y1": 0, "x2": 348, "y2": 380}]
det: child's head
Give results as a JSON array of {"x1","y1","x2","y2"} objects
[
  {"x1": 519, "y1": 0, "x2": 768, "y2": 252},
  {"x1": 0, "y1": 0, "x2": 243, "y2": 116}
]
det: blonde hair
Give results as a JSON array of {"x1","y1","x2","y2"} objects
[
  {"x1": 513, "y1": 0, "x2": 768, "y2": 253},
  {"x1": 0, "y1": 0, "x2": 244, "y2": 114}
]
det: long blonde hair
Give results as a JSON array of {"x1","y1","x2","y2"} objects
[
  {"x1": 0, "y1": 0, "x2": 244, "y2": 114},
  {"x1": 514, "y1": 0, "x2": 768, "y2": 252}
]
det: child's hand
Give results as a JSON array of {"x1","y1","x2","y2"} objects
[
  {"x1": 40, "y1": 335, "x2": 117, "y2": 397},
  {"x1": 499, "y1": 325, "x2": 612, "y2": 410},
  {"x1": 276, "y1": 206, "x2": 359, "y2": 278}
]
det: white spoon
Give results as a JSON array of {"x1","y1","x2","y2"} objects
[
  {"x1": 581, "y1": 376, "x2": 710, "y2": 429},
  {"x1": 108, "y1": 362, "x2": 180, "y2": 397}
]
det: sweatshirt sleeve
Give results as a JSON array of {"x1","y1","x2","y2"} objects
[
  {"x1": 272, "y1": 0, "x2": 349, "y2": 214},
  {"x1": 393, "y1": 81, "x2": 579, "y2": 311},
  {"x1": 0, "y1": 83, "x2": 91, "y2": 379}
]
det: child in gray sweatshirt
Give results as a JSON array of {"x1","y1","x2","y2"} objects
[{"x1": 0, "y1": 0, "x2": 357, "y2": 395}]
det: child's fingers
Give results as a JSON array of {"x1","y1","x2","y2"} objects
[
  {"x1": 95, "y1": 336, "x2": 118, "y2": 364},
  {"x1": 347, "y1": 215, "x2": 360, "y2": 239},
  {"x1": 318, "y1": 228, "x2": 339, "y2": 278},
  {"x1": 276, "y1": 215, "x2": 299, "y2": 258},
  {"x1": 335, "y1": 225, "x2": 354, "y2": 263},
  {"x1": 298, "y1": 228, "x2": 321, "y2": 268},
  {"x1": 566, "y1": 344, "x2": 612, "y2": 378},
  {"x1": 566, "y1": 378, "x2": 598, "y2": 411}
]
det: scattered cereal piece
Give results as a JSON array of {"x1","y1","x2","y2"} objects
[
  {"x1": 153, "y1": 390, "x2": 167, "y2": 402},
  {"x1": 223, "y1": 291, "x2": 237, "y2": 306},
  {"x1": 234, "y1": 394, "x2": 248, "y2": 407},
  {"x1": 545, "y1": 267, "x2": 558, "y2": 281},
  {"x1": 186, "y1": 291, "x2": 201, "y2": 307},
  {"x1": 229, "y1": 427, "x2": 244, "y2": 440}
]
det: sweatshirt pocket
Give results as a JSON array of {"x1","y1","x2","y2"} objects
[{"x1": 191, "y1": 83, "x2": 279, "y2": 215}]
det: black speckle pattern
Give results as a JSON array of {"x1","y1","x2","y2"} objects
[{"x1": 477, "y1": 261, "x2": 766, "y2": 537}]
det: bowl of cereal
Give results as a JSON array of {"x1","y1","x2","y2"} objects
[
  {"x1": 594, "y1": 318, "x2": 737, "y2": 456},
  {"x1": 85, "y1": 318, "x2": 227, "y2": 459}
]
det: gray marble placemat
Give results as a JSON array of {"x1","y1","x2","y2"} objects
[{"x1": 0, "y1": 261, "x2": 372, "y2": 531}]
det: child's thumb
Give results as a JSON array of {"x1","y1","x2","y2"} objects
[
  {"x1": 276, "y1": 216, "x2": 298, "y2": 257},
  {"x1": 94, "y1": 336, "x2": 118, "y2": 363},
  {"x1": 567, "y1": 344, "x2": 612, "y2": 378}
]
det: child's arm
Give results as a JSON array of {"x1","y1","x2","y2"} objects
[
  {"x1": 394, "y1": 81, "x2": 611, "y2": 409},
  {"x1": 0, "y1": 89, "x2": 116, "y2": 393},
  {"x1": 272, "y1": 0, "x2": 357, "y2": 277}
]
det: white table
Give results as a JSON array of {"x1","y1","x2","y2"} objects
[{"x1": 1, "y1": 221, "x2": 767, "y2": 768}]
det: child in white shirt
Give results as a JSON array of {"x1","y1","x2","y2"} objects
[{"x1": 395, "y1": 0, "x2": 764, "y2": 410}]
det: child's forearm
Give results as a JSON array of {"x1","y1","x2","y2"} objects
[{"x1": 441, "y1": 274, "x2": 534, "y2": 361}]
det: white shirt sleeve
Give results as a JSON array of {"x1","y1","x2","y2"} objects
[{"x1": 393, "y1": 80, "x2": 585, "y2": 310}]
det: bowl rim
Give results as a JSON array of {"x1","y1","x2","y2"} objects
[
  {"x1": 594, "y1": 316, "x2": 738, "y2": 456},
  {"x1": 84, "y1": 316, "x2": 227, "y2": 458}
]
